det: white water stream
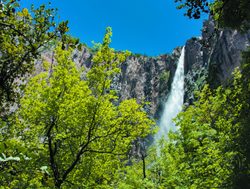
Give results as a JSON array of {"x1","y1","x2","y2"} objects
[{"x1": 155, "y1": 47, "x2": 185, "y2": 141}]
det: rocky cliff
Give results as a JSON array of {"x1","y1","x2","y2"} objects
[
  {"x1": 40, "y1": 19, "x2": 250, "y2": 120},
  {"x1": 69, "y1": 47, "x2": 181, "y2": 118},
  {"x1": 184, "y1": 19, "x2": 250, "y2": 104}
]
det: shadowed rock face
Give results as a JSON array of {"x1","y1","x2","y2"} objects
[
  {"x1": 184, "y1": 19, "x2": 250, "y2": 104},
  {"x1": 206, "y1": 29, "x2": 250, "y2": 87}
]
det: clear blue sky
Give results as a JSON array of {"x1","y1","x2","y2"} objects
[{"x1": 20, "y1": 0, "x2": 207, "y2": 56}]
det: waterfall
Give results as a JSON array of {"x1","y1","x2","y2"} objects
[{"x1": 155, "y1": 47, "x2": 185, "y2": 141}]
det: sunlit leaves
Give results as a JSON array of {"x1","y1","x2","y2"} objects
[
  {"x1": 117, "y1": 65, "x2": 249, "y2": 188},
  {"x1": 10, "y1": 29, "x2": 154, "y2": 188},
  {"x1": 0, "y1": 0, "x2": 62, "y2": 114}
]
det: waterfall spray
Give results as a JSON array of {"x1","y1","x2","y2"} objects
[{"x1": 155, "y1": 47, "x2": 185, "y2": 141}]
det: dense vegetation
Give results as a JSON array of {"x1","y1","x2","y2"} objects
[
  {"x1": 0, "y1": 0, "x2": 250, "y2": 188},
  {"x1": 119, "y1": 62, "x2": 250, "y2": 188},
  {"x1": 175, "y1": 0, "x2": 250, "y2": 30}
]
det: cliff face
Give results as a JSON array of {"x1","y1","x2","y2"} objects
[
  {"x1": 40, "y1": 19, "x2": 249, "y2": 119},
  {"x1": 115, "y1": 18, "x2": 250, "y2": 114},
  {"x1": 70, "y1": 47, "x2": 181, "y2": 118},
  {"x1": 118, "y1": 50, "x2": 181, "y2": 118},
  {"x1": 184, "y1": 19, "x2": 250, "y2": 104}
]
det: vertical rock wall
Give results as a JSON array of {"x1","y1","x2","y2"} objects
[
  {"x1": 39, "y1": 19, "x2": 250, "y2": 119},
  {"x1": 184, "y1": 19, "x2": 250, "y2": 104}
]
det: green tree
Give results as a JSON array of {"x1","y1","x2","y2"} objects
[
  {"x1": 233, "y1": 48, "x2": 250, "y2": 188},
  {"x1": 114, "y1": 137, "x2": 186, "y2": 189},
  {"x1": 1, "y1": 27, "x2": 154, "y2": 188},
  {"x1": 0, "y1": 0, "x2": 70, "y2": 114},
  {"x1": 175, "y1": 0, "x2": 210, "y2": 19},
  {"x1": 164, "y1": 69, "x2": 245, "y2": 188},
  {"x1": 123, "y1": 67, "x2": 249, "y2": 189},
  {"x1": 175, "y1": 83, "x2": 241, "y2": 188}
]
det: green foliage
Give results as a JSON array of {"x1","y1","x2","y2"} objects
[
  {"x1": 120, "y1": 61, "x2": 250, "y2": 188},
  {"x1": 115, "y1": 139, "x2": 185, "y2": 189},
  {"x1": 159, "y1": 70, "x2": 170, "y2": 84},
  {"x1": 1, "y1": 1, "x2": 249, "y2": 188},
  {"x1": 175, "y1": 0, "x2": 210, "y2": 19},
  {"x1": 210, "y1": 0, "x2": 250, "y2": 30},
  {"x1": 174, "y1": 80, "x2": 242, "y2": 188},
  {"x1": 0, "y1": 0, "x2": 70, "y2": 114},
  {"x1": 0, "y1": 117, "x2": 49, "y2": 188},
  {"x1": 0, "y1": 28, "x2": 154, "y2": 188},
  {"x1": 233, "y1": 48, "x2": 250, "y2": 188},
  {"x1": 175, "y1": 0, "x2": 250, "y2": 30}
]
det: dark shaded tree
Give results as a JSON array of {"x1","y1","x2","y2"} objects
[
  {"x1": 175, "y1": 0, "x2": 250, "y2": 30},
  {"x1": 0, "y1": 0, "x2": 69, "y2": 114},
  {"x1": 233, "y1": 48, "x2": 250, "y2": 188}
]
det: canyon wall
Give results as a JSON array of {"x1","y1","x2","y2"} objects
[{"x1": 41, "y1": 19, "x2": 250, "y2": 119}]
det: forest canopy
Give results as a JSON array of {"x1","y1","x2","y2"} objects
[{"x1": 0, "y1": 0, "x2": 250, "y2": 188}]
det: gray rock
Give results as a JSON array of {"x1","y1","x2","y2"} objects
[
  {"x1": 37, "y1": 18, "x2": 249, "y2": 119},
  {"x1": 184, "y1": 18, "x2": 250, "y2": 103}
]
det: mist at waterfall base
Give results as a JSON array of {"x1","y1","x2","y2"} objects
[{"x1": 155, "y1": 47, "x2": 185, "y2": 142}]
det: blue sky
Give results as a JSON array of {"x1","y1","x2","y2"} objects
[{"x1": 20, "y1": 0, "x2": 207, "y2": 56}]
